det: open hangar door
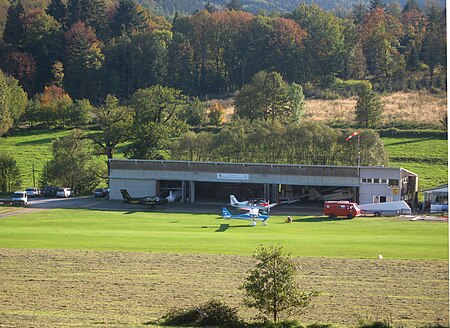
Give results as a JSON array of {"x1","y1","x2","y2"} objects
[
  {"x1": 195, "y1": 182, "x2": 265, "y2": 203},
  {"x1": 280, "y1": 185, "x2": 358, "y2": 204}
]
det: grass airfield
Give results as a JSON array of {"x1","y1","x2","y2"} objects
[
  {"x1": 0, "y1": 209, "x2": 448, "y2": 260},
  {"x1": 0, "y1": 208, "x2": 448, "y2": 327}
]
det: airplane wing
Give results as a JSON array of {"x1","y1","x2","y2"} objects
[{"x1": 221, "y1": 207, "x2": 269, "y2": 223}]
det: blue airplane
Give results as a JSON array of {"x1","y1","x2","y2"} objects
[{"x1": 221, "y1": 207, "x2": 269, "y2": 226}]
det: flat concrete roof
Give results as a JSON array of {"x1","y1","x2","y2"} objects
[{"x1": 109, "y1": 159, "x2": 417, "y2": 178}]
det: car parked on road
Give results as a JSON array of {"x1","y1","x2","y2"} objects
[
  {"x1": 43, "y1": 186, "x2": 58, "y2": 197},
  {"x1": 26, "y1": 187, "x2": 41, "y2": 197},
  {"x1": 56, "y1": 188, "x2": 74, "y2": 198},
  {"x1": 12, "y1": 191, "x2": 28, "y2": 205},
  {"x1": 94, "y1": 188, "x2": 109, "y2": 198}
]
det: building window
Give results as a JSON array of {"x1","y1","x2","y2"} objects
[
  {"x1": 374, "y1": 178, "x2": 380, "y2": 183},
  {"x1": 361, "y1": 178, "x2": 367, "y2": 183},
  {"x1": 389, "y1": 179, "x2": 399, "y2": 187},
  {"x1": 381, "y1": 179, "x2": 387, "y2": 184},
  {"x1": 366, "y1": 178, "x2": 373, "y2": 183}
]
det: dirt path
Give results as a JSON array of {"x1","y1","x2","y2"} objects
[{"x1": 0, "y1": 249, "x2": 448, "y2": 327}]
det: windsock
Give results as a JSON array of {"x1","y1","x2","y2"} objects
[{"x1": 345, "y1": 131, "x2": 361, "y2": 141}]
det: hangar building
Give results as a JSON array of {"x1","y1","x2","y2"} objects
[{"x1": 109, "y1": 159, "x2": 418, "y2": 205}]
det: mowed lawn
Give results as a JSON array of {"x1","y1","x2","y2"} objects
[{"x1": 0, "y1": 209, "x2": 447, "y2": 260}]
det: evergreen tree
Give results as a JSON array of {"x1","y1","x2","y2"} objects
[
  {"x1": 226, "y1": 0, "x2": 242, "y2": 11},
  {"x1": 46, "y1": 0, "x2": 67, "y2": 27},
  {"x1": 402, "y1": 0, "x2": 420, "y2": 13},
  {"x1": 422, "y1": 4, "x2": 446, "y2": 87},
  {"x1": 370, "y1": 0, "x2": 387, "y2": 11},
  {"x1": 66, "y1": 0, "x2": 108, "y2": 40},
  {"x1": 3, "y1": 1, "x2": 25, "y2": 45},
  {"x1": 111, "y1": 0, "x2": 147, "y2": 37},
  {"x1": 355, "y1": 83, "x2": 383, "y2": 128}
]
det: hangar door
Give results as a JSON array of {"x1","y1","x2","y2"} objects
[{"x1": 195, "y1": 182, "x2": 265, "y2": 203}]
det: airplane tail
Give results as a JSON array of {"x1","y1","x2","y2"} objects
[
  {"x1": 120, "y1": 189, "x2": 132, "y2": 201},
  {"x1": 229, "y1": 195, "x2": 239, "y2": 205},
  {"x1": 222, "y1": 207, "x2": 232, "y2": 219}
]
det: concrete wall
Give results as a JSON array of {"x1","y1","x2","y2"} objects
[{"x1": 359, "y1": 167, "x2": 401, "y2": 204}]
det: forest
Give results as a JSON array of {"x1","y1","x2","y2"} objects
[
  {"x1": 0, "y1": 0, "x2": 446, "y2": 102},
  {"x1": 0, "y1": 0, "x2": 447, "y2": 192}
]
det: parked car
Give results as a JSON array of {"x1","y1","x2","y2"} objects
[
  {"x1": 94, "y1": 188, "x2": 109, "y2": 198},
  {"x1": 56, "y1": 188, "x2": 74, "y2": 198},
  {"x1": 43, "y1": 186, "x2": 58, "y2": 197},
  {"x1": 12, "y1": 191, "x2": 28, "y2": 205},
  {"x1": 26, "y1": 187, "x2": 41, "y2": 197}
]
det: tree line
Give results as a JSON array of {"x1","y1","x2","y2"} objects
[
  {"x1": 0, "y1": 66, "x2": 388, "y2": 192},
  {"x1": 0, "y1": 0, "x2": 446, "y2": 103}
]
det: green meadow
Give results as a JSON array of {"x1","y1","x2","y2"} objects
[
  {"x1": 383, "y1": 137, "x2": 448, "y2": 191},
  {"x1": 0, "y1": 209, "x2": 447, "y2": 260}
]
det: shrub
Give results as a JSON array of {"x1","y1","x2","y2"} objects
[
  {"x1": 246, "y1": 320, "x2": 306, "y2": 328},
  {"x1": 161, "y1": 307, "x2": 200, "y2": 326},
  {"x1": 306, "y1": 324, "x2": 334, "y2": 328},
  {"x1": 161, "y1": 299, "x2": 242, "y2": 327},
  {"x1": 198, "y1": 299, "x2": 241, "y2": 327}
]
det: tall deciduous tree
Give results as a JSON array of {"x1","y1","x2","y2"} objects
[
  {"x1": 40, "y1": 130, "x2": 103, "y2": 193},
  {"x1": 290, "y1": 4, "x2": 346, "y2": 85},
  {"x1": 89, "y1": 94, "x2": 133, "y2": 161},
  {"x1": 242, "y1": 245, "x2": 318, "y2": 322},
  {"x1": 0, "y1": 151, "x2": 21, "y2": 192},
  {"x1": 360, "y1": 8, "x2": 404, "y2": 77},
  {"x1": 0, "y1": 69, "x2": 27, "y2": 135},
  {"x1": 126, "y1": 85, "x2": 188, "y2": 159},
  {"x1": 234, "y1": 71, "x2": 290, "y2": 123}
]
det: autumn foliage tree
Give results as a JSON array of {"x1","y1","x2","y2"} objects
[
  {"x1": 360, "y1": 8, "x2": 404, "y2": 77},
  {"x1": 39, "y1": 84, "x2": 73, "y2": 127}
]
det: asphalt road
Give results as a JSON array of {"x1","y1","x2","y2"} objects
[{"x1": 25, "y1": 196, "x2": 324, "y2": 216}]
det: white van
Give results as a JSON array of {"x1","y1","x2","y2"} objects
[
  {"x1": 12, "y1": 191, "x2": 28, "y2": 205},
  {"x1": 56, "y1": 188, "x2": 74, "y2": 198}
]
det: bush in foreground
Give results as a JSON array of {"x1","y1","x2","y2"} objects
[{"x1": 161, "y1": 299, "x2": 242, "y2": 327}]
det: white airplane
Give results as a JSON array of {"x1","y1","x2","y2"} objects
[
  {"x1": 222, "y1": 207, "x2": 269, "y2": 226},
  {"x1": 229, "y1": 195, "x2": 278, "y2": 212}
]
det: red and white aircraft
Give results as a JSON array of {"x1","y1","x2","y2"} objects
[{"x1": 229, "y1": 195, "x2": 278, "y2": 213}]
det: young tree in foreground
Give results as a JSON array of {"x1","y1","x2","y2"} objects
[{"x1": 242, "y1": 245, "x2": 318, "y2": 322}]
